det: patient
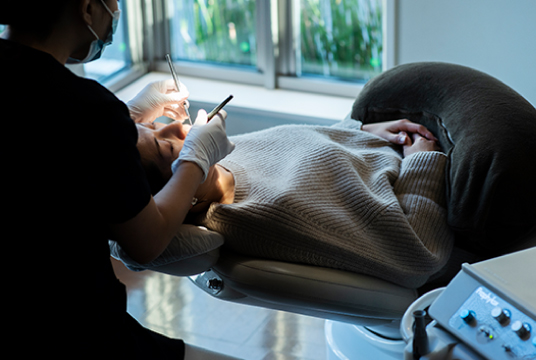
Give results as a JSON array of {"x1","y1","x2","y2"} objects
[{"x1": 136, "y1": 117, "x2": 453, "y2": 289}]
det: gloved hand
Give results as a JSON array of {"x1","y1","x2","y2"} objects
[
  {"x1": 172, "y1": 110, "x2": 235, "y2": 182},
  {"x1": 127, "y1": 79, "x2": 190, "y2": 123}
]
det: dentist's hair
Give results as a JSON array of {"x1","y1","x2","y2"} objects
[{"x1": 0, "y1": 1, "x2": 73, "y2": 37}]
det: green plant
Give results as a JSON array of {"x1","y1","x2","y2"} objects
[
  {"x1": 300, "y1": 0, "x2": 382, "y2": 80},
  {"x1": 171, "y1": 0, "x2": 383, "y2": 81}
]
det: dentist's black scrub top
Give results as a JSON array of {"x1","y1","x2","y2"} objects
[{"x1": 0, "y1": 39, "x2": 184, "y2": 359}]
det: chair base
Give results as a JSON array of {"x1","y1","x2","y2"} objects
[{"x1": 325, "y1": 320, "x2": 406, "y2": 360}]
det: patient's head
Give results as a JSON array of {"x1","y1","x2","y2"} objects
[{"x1": 137, "y1": 121, "x2": 188, "y2": 194}]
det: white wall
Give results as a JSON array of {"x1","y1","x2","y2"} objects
[{"x1": 395, "y1": 0, "x2": 536, "y2": 106}]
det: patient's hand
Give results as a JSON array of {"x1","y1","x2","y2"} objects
[
  {"x1": 403, "y1": 133, "x2": 441, "y2": 157},
  {"x1": 362, "y1": 119, "x2": 437, "y2": 145}
]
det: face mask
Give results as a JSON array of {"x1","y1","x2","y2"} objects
[{"x1": 67, "y1": 0, "x2": 121, "y2": 64}]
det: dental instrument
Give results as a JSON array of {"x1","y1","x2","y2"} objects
[
  {"x1": 165, "y1": 54, "x2": 192, "y2": 125},
  {"x1": 208, "y1": 95, "x2": 234, "y2": 121}
]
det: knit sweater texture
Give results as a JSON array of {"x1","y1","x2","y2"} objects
[{"x1": 202, "y1": 119, "x2": 454, "y2": 288}]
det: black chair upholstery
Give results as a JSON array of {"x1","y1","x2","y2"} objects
[{"x1": 352, "y1": 62, "x2": 536, "y2": 256}]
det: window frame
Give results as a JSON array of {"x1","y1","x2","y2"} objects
[
  {"x1": 151, "y1": 0, "x2": 395, "y2": 98},
  {"x1": 78, "y1": 0, "x2": 150, "y2": 92},
  {"x1": 0, "y1": 3, "x2": 146, "y2": 93},
  {"x1": 2, "y1": 1, "x2": 395, "y2": 97},
  {"x1": 104, "y1": 0, "x2": 150, "y2": 92}
]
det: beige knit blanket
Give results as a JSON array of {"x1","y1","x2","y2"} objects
[{"x1": 202, "y1": 120, "x2": 454, "y2": 288}]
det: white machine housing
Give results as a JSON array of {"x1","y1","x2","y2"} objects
[{"x1": 428, "y1": 248, "x2": 536, "y2": 359}]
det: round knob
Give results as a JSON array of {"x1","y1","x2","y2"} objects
[
  {"x1": 511, "y1": 321, "x2": 531, "y2": 339},
  {"x1": 491, "y1": 307, "x2": 511, "y2": 325},
  {"x1": 460, "y1": 309, "x2": 476, "y2": 324}
]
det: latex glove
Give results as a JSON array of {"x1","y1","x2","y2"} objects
[
  {"x1": 127, "y1": 79, "x2": 190, "y2": 123},
  {"x1": 172, "y1": 110, "x2": 235, "y2": 182}
]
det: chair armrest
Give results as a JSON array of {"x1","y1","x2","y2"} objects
[{"x1": 191, "y1": 250, "x2": 419, "y2": 326}]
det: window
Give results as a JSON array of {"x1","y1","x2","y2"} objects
[
  {"x1": 168, "y1": 0, "x2": 257, "y2": 68},
  {"x1": 3, "y1": 1, "x2": 391, "y2": 96},
  {"x1": 299, "y1": 0, "x2": 383, "y2": 80},
  {"x1": 83, "y1": 0, "x2": 132, "y2": 83},
  {"x1": 0, "y1": 8, "x2": 131, "y2": 84},
  {"x1": 161, "y1": 0, "x2": 390, "y2": 96}
]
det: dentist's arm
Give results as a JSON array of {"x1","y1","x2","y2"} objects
[{"x1": 109, "y1": 110, "x2": 234, "y2": 264}]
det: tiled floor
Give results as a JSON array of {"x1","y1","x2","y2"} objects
[{"x1": 112, "y1": 258, "x2": 328, "y2": 360}]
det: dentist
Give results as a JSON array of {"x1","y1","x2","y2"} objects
[{"x1": 0, "y1": 1, "x2": 234, "y2": 359}]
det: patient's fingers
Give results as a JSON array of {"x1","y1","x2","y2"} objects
[
  {"x1": 397, "y1": 131, "x2": 410, "y2": 145},
  {"x1": 403, "y1": 133, "x2": 441, "y2": 157},
  {"x1": 396, "y1": 120, "x2": 438, "y2": 141}
]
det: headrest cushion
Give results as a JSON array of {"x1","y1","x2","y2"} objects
[{"x1": 352, "y1": 62, "x2": 536, "y2": 254}]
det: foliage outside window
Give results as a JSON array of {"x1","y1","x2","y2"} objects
[
  {"x1": 300, "y1": 0, "x2": 383, "y2": 80},
  {"x1": 169, "y1": 0, "x2": 257, "y2": 68},
  {"x1": 168, "y1": 0, "x2": 383, "y2": 83}
]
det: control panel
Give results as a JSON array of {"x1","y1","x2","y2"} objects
[
  {"x1": 448, "y1": 286, "x2": 535, "y2": 359},
  {"x1": 428, "y1": 248, "x2": 536, "y2": 360}
]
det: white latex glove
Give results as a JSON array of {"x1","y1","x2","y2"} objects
[
  {"x1": 127, "y1": 79, "x2": 190, "y2": 123},
  {"x1": 172, "y1": 110, "x2": 235, "y2": 182}
]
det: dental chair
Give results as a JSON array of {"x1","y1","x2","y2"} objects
[{"x1": 111, "y1": 62, "x2": 536, "y2": 358}]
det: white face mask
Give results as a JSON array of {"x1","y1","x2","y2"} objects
[{"x1": 67, "y1": 0, "x2": 121, "y2": 64}]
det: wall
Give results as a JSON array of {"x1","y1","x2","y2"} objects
[{"x1": 395, "y1": 0, "x2": 536, "y2": 106}]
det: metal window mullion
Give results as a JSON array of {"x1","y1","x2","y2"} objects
[
  {"x1": 277, "y1": 0, "x2": 300, "y2": 77},
  {"x1": 136, "y1": 0, "x2": 155, "y2": 66},
  {"x1": 256, "y1": 0, "x2": 277, "y2": 89},
  {"x1": 382, "y1": 0, "x2": 396, "y2": 70},
  {"x1": 148, "y1": 0, "x2": 170, "y2": 68},
  {"x1": 124, "y1": 0, "x2": 141, "y2": 65}
]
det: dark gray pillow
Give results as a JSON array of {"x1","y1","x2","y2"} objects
[{"x1": 351, "y1": 62, "x2": 536, "y2": 255}]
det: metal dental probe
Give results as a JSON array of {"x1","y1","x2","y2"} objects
[
  {"x1": 165, "y1": 54, "x2": 192, "y2": 125},
  {"x1": 207, "y1": 95, "x2": 234, "y2": 121}
]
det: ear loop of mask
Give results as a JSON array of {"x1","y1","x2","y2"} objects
[
  {"x1": 100, "y1": 0, "x2": 121, "y2": 38},
  {"x1": 87, "y1": 25, "x2": 100, "y2": 41}
]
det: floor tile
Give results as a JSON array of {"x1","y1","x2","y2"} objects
[{"x1": 112, "y1": 258, "x2": 327, "y2": 360}]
